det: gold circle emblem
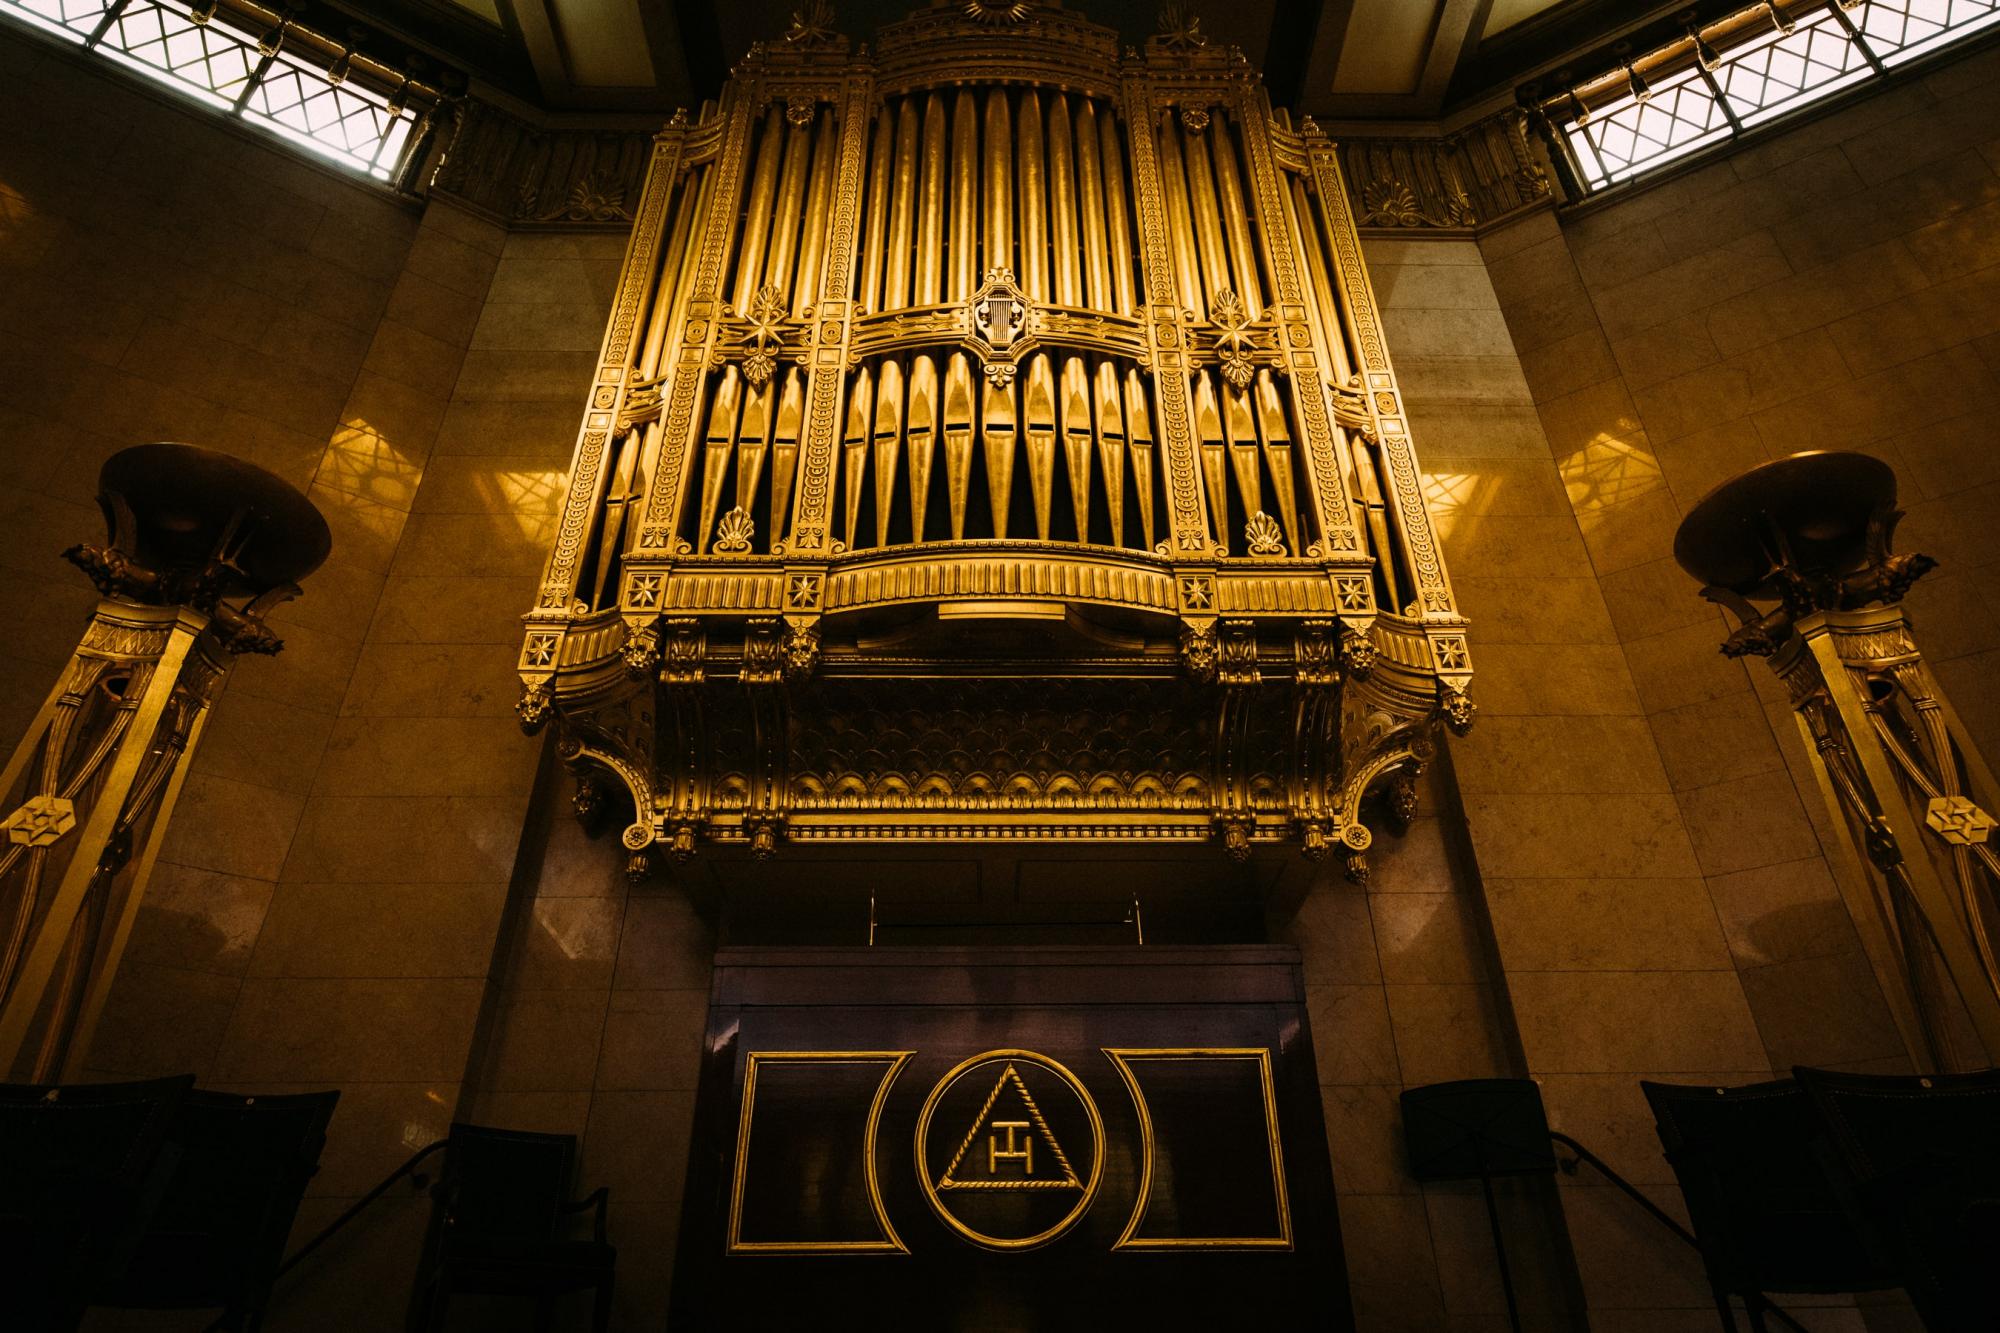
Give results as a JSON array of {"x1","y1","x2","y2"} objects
[{"x1": 914, "y1": 1049, "x2": 1104, "y2": 1251}]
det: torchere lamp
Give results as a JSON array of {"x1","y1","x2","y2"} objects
[
  {"x1": 0, "y1": 444, "x2": 328, "y2": 1081},
  {"x1": 1675, "y1": 451, "x2": 2000, "y2": 1069}
]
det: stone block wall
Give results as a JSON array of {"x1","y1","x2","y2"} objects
[
  {"x1": 1, "y1": 32, "x2": 616, "y2": 1326},
  {"x1": 5, "y1": 20, "x2": 1999, "y2": 1332},
  {"x1": 1399, "y1": 39, "x2": 2000, "y2": 1331}
]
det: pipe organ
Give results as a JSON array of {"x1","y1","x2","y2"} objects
[{"x1": 517, "y1": 0, "x2": 1473, "y2": 874}]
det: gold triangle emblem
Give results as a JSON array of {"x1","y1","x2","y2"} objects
[{"x1": 936, "y1": 1062, "x2": 1082, "y2": 1192}]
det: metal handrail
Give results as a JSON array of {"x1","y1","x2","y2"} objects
[
  {"x1": 1549, "y1": 1131, "x2": 1811, "y2": 1333},
  {"x1": 275, "y1": 1138, "x2": 447, "y2": 1279}
]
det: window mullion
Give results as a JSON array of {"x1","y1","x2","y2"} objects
[
  {"x1": 1825, "y1": 0, "x2": 1890, "y2": 74},
  {"x1": 83, "y1": 0, "x2": 135, "y2": 49},
  {"x1": 1693, "y1": 60, "x2": 1747, "y2": 134}
]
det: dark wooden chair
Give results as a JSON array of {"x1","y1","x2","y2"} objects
[
  {"x1": 1795, "y1": 1064, "x2": 2000, "y2": 1333},
  {"x1": 90, "y1": 1087, "x2": 339, "y2": 1330},
  {"x1": 1642, "y1": 1077, "x2": 1899, "y2": 1331},
  {"x1": 412, "y1": 1122, "x2": 615, "y2": 1332},
  {"x1": 0, "y1": 1074, "x2": 193, "y2": 1333}
]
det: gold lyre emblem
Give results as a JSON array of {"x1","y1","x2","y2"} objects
[
  {"x1": 963, "y1": 268, "x2": 1036, "y2": 387},
  {"x1": 936, "y1": 1062, "x2": 1082, "y2": 1193}
]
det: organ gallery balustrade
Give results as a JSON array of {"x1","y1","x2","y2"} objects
[{"x1": 515, "y1": 0, "x2": 1473, "y2": 875}]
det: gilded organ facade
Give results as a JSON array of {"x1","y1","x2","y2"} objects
[{"x1": 516, "y1": 0, "x2": 1472, "y2": 874}]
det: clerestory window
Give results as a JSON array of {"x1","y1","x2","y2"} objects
[
  {"x1": 2, "y1": 0, "x2": 442, "y2": 183},
  {"x1": 1540, "y1": 0, "x2": 2000, "y2": 194}
]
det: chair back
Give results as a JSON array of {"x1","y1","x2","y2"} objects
[
  {"x1": 1642, "y1": 1077, "x2": 1892, "y2": 1295},
  {"x1": 1400, "y1": 1078, "x2": 1558, "y2": 1181},
  {"x1": 0, "y1": 1075, "x2": 193, "y2": 1329},
  {"x1": 1796, "y1": 1065, "x2": 2000, "y2": 1331},
  {"x1": 98, "y1": 1088, "x2": 339, "y2": 1312},
  {"x1": 440, "y1": 1122, "x2": 578, "y2": 1245}
]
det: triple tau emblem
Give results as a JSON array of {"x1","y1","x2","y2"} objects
[
  {"x1": 916, "y1": 1049, "x2": 1103, "y2": 1251},
  {"x1": 936, "y1": 1062, "x2": 1082, "y2": 1193}
]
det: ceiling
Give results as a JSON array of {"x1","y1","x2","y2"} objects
[{"x1": 333, "y1": 0, "x2": 1722, "y2": 120}]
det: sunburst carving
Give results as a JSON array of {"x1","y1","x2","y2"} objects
[{"x1": 964, "y1": 0, "x2": 1032, "y2": 23}]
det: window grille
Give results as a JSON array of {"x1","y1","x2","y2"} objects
[
  {"x1": 1, "y1": 0, "x2": 437, "y2": 183},
  {"x1": 1548, "y1": 0, "x2": 2000, "y2": 193}
]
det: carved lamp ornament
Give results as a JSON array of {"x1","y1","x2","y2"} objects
[
  {"x1": 0, "y1": 443, "x2": 328, "y2": 1081},
  {"x1": 1676, "y1": 451, "x2": 2000, "y2": 1069},
  {"x1": 516, "y1": 0, "x2": 1472, "y2": 882}
]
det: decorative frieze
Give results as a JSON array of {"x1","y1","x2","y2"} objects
[
  {"x1": 430, "y1": 97, "x2": 657, "y2": 228},
  {"x1": 1336, "y1": 108, "x2": 1557, "y2": 235}
]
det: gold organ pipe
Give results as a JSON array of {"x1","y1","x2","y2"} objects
[
  {"x1": 733, "y1": 105, "x2": 787, "y2": 311},
  {"x1": 770, "y1": 370, "x2": 804, "y2": 543},
  {"x1": 1024, "y1": 355, "x2": 1057, "y2": 540},
  {"x1": 1046, "y1": 94, "x2": 1081, "y2": 307},
  {"x1": 637, "y1": 170, "x2": 697, "y2": 382},
  {"x1": 1180, "y1": 117, "x2": 1234, "y2": 308},
  {"x1": 1286, "y1": 175, "x2": 1354, "y2": 388},
  {"x1": 907, "y1": 355, "x2": 938, "y2": 540},
  {"x1": 735, "y1": 378, "x2": 774, "y2": 526},
  {"x1": 793, "y1": 109, "x2": 840, "y2": 317},
  {"x1": 950, "y1": 89, "x2": 979, "y2": 300},
  {"x1": 1093, "y1": 361, "x2": 1125, "y2": 548},
  {"x1": 1098, "y1": 112, "x2": 1136, "y2": 315},
  {"x1": 765, "y1": 112, "x2": 816, "y2": 311},
  {"x1": 1156, "y1": 118, "x2": 1204, "y2": 319},
  {"x1": 1254, "y1": 370, "x2": 1300, "y2": 555},
  {"x1": 858, "y1": 104, "x2": 896, "y2": 312},
  {"x1": 589, "y1": 432, "x2": 641, "y2": 609},
  {"x1": 620, "y1": 163, "x2": 710, "y2": 583},
  {"x1": 1073, "y1": 100, "x2": 1112, "y2": 312},
  {"x1": 873, "y1": 359, "x2": 904, "y2": 547},
  {"x1": 984, "y1": 88, "x2": 1011, "y2": 280},
  {"x1": 884, "y1": 97, "x2": 921, "y2": 311},
  {"x1": 1017, "y1": 91, "x2": 1048, "y2": 301},
  {"x1": 660, "y1": 167, "x2": 719, "y2": 374},
  {"x1": 1352, "y1": 438, "x2": 1402, "y2": 610},
  {"x1": 943, "y1": 351, "x2": 975, "y2": 539},
  {"x1": 1222, "y1": 382, "x2": 1264, "y2": 537},
  {"x1": 698, "y1": 366, "x2": 743, "y2": 554},
  {"x1": 916, "y1": 93, "x2": 947, "y2": 306},
  {"x1": 982, "y1": 377, "x2": 1017, "y2": 537},
  {"x1": 1193, "y1": 371, "x2": 1229, "y2": 541},
  {"x1": 1126, "y1": 368, "x2": 1156, "y2": 551},
  {"x1": 843, "y1": 365, "x2": 872, "y2": 548},
  {"x1": 1060, "y1": 357, "x2": 1092, "y2": 540},
  {"x1": 1209, "y1": 121, "x2": 1263, "y2": 317}
]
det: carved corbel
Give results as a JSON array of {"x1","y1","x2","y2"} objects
[
  {"x1": 623, "y1": 619, "x2": 662, "y2": 678},
  {"x1": 1215, "y1": 621, "x2": 1260, "y2": 686},
  {"x1": 659, "y1": 618, "x2": 707, "y2": 685},
  {"x1": 516, "y1": 680, "x2": 553, "y2": 734},
  {"x1": 1294, "y1": 620, "x2": 1339, "y2": 689},
  {"x1": 573, "y1": 776, "x2": 607, "y2": 831},
  {"x1": 1387, "y1": 772, "x2": 1420, "y2": 833},
  {"x1": 1429, "y1": 631, "x2": 1474, "y2": 736},
  {"x1": 623, "y1": 820, "x2": 657, "y2": 883},
  {"x1": 1209, "y1": 621, "x2": 1261, "y2": 858},
  {"x1": 1438, "y1": 682, "x2": 1476, "y2": 737},
  {"x1": 1339, "y1": 630, "x2": 1376, "y2": 680},
  {"x1": 1215, "y1": 813, "x2": 1254, "y2": 863},
  {"x1": 740, "y1": 619, "x2": 793, "y2": 858},
  {"x1": 1181, "y1": 621, "x2": 1219, "y2": 683},
  {"x1": 1291, "y1": 621, "x2": 1343, "y2": 859},
  {"x1": 782, "y1": 620, "x2": 821, "y2": 683},
  {"x1": 655, "y1": 617, "x2": 711, "y2": 859}
]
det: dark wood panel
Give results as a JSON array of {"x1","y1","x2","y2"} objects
[{"x1": 671, "y1": 946, "x2": 1352, "y2": 1331}]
